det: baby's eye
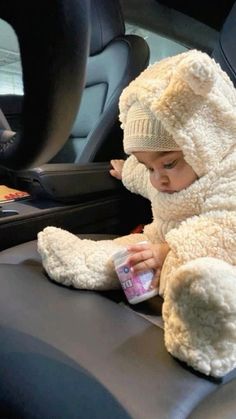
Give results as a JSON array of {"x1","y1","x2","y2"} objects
[
  {"x1": 163, "y1": 160, "x2": 177, "y2": 169},
  {"x1": 147, "y1": 167, "x2": 154, "y2": 173}
]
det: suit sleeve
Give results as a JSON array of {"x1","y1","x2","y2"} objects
[
  {"x1": 122, "y1": 155, "x2": 151, "y2": 200},
  {"x1": 164, "y1": 210, "x2": 236, "y2": 270}
]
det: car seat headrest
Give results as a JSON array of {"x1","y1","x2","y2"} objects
[{"x1": 90, "y1": 0, "x2": 125, "y2": 56}]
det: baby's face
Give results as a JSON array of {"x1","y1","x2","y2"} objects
[{"x1": 133, "y1": 151, "x2": 198, "y2": 194}]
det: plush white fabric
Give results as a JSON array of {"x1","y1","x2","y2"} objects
[
  {"x1": 38, "y1": 227, "x2": 148, "y2": 290},
  {"x1": 38, "y1": 50, "x2": 236, "y2": 377},
  {"x1": 121, "y1": 152, "x2": 236, "y2": 377},
  {"x1": 163, "y1": 258, "x2": 236, "y2": 377}
]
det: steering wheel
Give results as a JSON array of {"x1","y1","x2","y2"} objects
[{"x1": 0, "y1": 0, "x2": 90, "y2": 170}]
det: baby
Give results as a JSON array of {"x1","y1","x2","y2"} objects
[
  {"x1": 110, "y1": 148, "x2": 198, "y2": 289},
  {"x1": 38, "y1": 49, "x2": 236, "y2": 377}
]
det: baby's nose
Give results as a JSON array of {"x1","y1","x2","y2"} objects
[
  {"x1": 153, "y1": 173, "x2": 169, "y2": 188},
  {"x1": 160, "y1": 174, "x2": 169, "y2": 185}
]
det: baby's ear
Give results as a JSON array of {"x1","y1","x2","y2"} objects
[{"x1": 175, "y1": 50, "x2": 215, "y2": 96}]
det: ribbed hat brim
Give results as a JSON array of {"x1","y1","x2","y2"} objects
[{"x1": 123, "y1": 102, "x2": 180, "y2": 154}]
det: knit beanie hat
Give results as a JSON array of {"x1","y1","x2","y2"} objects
[
  {"x1": 124, "y1": 102, "x2": 180, "y2": 153},
  {"x1": 119, "y1": 49, "x2": 236, "y2": 177}
]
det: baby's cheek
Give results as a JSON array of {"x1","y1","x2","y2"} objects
[{"x1": 149, "y1": 174, "x2": 157, "y2": 189}]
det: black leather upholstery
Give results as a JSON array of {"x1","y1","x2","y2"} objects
[
  {"x1": 1, "y1": 236, "x2": 236, "y2": 418},
  {"x1": 0, "y1": 0, "x2": 89, "y2": 169},
  {"x1": 52, "y1": 0, "x2": 150, "y2": 164},
  {"x1": 189, "y1": 378, "x2": 236, "y2": 418},
  {"x1": 0, "y1": 263, "x2": 226, "y2": 419},
  {"x1": 89, "y1": 0, "x2": 125, "y2": 56}
]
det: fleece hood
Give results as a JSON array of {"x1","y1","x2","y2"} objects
[{"x1": 119, "y1": 49, "x2": 236, "y2": 177}]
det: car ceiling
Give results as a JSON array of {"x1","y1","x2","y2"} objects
[
  {"x1": 157, "y1": 0, "x2": 235, "y2": 30},
  {"x1": 120, "y1": 0, "x2": 219, "y2": 53}
]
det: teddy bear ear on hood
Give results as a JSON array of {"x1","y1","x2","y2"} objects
[
  {"x1": 174, "y1": 50, "x2": 215, "y2": 96},
  {"x1": 119, "y1": 49, "x2": 236, "y2": 177}
]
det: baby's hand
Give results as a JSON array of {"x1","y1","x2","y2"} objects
[
  {"x1": 110, "y1": 159, "x2": 125, "y2": 180},
  {"x1": 126, "y1": 242, "x2": 170, "y2": 289}
]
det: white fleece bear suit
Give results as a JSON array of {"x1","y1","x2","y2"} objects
[{"x1": 38, "y1": 50, "x2": 236, "y2": 378}]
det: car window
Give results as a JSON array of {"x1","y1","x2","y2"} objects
[
  {"x1": 125, "y1": 22, "x2": 187, "y2": 64},
  {"x1": 0, "y1": 18, "x2": 23, "y2": 95}
]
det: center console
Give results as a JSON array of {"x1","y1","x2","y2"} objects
[
  {"x1": 0, "y1": 163, "x2": 125, "y2": 250},
  {"x1": 0, "y1": 162, "x2": 152, "y2": 251}
]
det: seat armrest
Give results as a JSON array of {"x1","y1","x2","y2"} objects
[{"x1": 14, "y1": 163, "x2": 123, "y2": 202}]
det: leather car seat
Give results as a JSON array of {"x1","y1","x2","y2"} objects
[
  {"x1": 0, "y1": 2, "x2": 236, "y2": 419},
  {"x1": 212, "y1": 1, "x2": 236, "y2": 86},
  {"x1": 51, "y1": 0, "x2": 150, "y2": 164}
]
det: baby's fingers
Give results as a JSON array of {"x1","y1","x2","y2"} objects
[
  {"x1": 127, "y1": 242, "x2": 150, "y2": 253},
  {"x1": 131, "y1": 259, "x2": 157, "y2": 273},
  {"x1": 109, "y1": 168, "x2": 122, "y2": 180},
  {"x1": 149, "y1": 269, "x2": 161, "y2": 290},
  {"x1": 110, "y1": 159, "x2": 124, "y2": 170},
  {"x1": 128, "y1": 257, "x2": 157, "y2": 275},
  {"x1": 127, "y1": 249, "x2": 153, "y2": 268},
  {"x1": 110, "y1": 159, "x2": 124, "y2": 180}
]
